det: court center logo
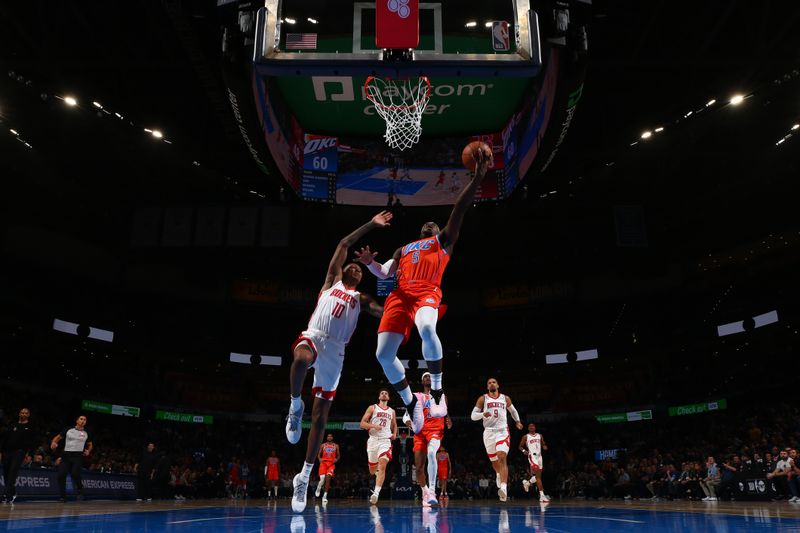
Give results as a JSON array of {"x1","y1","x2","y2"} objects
[{"x1": 387, "y1": 0, "x2": 411, "y2": 19}]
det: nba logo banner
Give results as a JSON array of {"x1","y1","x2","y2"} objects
[
  {"x1": 376, "y1": 0, "x2": 419, "y2": 48},
  {"x1": 492, "y1": 21, "x2": 510, "y2": 51}
]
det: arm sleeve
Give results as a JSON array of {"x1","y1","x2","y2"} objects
[
  {"x1": 508, "y1": 404, "x2": 520, "y2": 423},
  {"x1": 366, "y1": 259, "x2": 395, "y2": 280},
  {"x1": 470, "y1": 407, "x2": 484, "y2": 421}
]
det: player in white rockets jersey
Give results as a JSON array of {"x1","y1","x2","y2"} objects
[
  {"x1": 287, "y1": 211, "x2": 391, "y2": 513},
  {"x1": 360, "y1": 389, "x2": 398, "y2": 504},
  {"x1": 519, "y1": 422, "x2": 550, "y2": 502},
  {"x1": 470, "y1": 378, "x2": 523, "y2": 502}
]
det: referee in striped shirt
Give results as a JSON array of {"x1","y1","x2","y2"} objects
[{"x1": 50, "y1": 415, "x2": 93, "y2": 502}]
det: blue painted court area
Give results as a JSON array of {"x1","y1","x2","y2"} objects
[{"x1": 2, "y1": 501, "x2": 799, "y2": 532}]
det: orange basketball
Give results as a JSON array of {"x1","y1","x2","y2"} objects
[{"x1": 461, "y1": 141, "x2": 492, "y2": 172}]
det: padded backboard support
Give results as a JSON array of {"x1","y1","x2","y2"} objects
[{"x1": 375, "y1": 0, "x2": 420, "y2": 49}]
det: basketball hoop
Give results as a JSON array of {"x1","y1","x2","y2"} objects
[{"x1": 364, "y1": 76, "x2": 431, "y2": 151}]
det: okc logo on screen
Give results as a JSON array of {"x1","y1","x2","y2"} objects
[{"x1": 387, "y1": 0, "x2": 410, "y2": 18}]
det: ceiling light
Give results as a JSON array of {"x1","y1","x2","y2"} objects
[
  {"x1": 465, "y1": 21, "x2": 477, "y2": 28},
  {"x1": 151, "y1": 130, "x2": 163, "y2": 139},
  {"x1": 654, "y1": 127, "x2": 664, "y2": 132},
  {"x1": 706, "y1": 99, "x2": 716, "y2": 107},
  {"x1": 641, "y1": 131, "x2": 652, "y2": 139},
  {"x1": 792, "y1": 124, "x2": 799, "y2": 130},
  {"x1": 485, "y1": 21, "x2": 493, "y2": 28},
  {"x1": 307, "y1": 17, "x2": 318, "y2": 24},
  {"x1": 9, "y1": 129, "x2": 18, "y2": 135},
  {"x1": 144, "y1": 128, "x2": 152, "y2": 133},
  {"x1": 64, "y1": 96, "x2": 77, "y2": 106},
  {"x1": 92, "y1": 101, "x2": 102, "y2": 108},
  {"x1": 684, "y1": 111, "x2": 693, "y2": 118},
  {"x1": 729, "y1": 94, "x2": 744, "y2": 105},
  {"x1": 284, "y1": 17, "x2": 296, "y2": 24}
]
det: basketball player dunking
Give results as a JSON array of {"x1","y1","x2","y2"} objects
[
  {"x1": 470, "y1": 378, "x2": 523, "y2": 502},
  {"x1": 315, "y1": 434, "x2": 339, "y2": 504},
  {"x1": 519, "y1": 423, "x2": 551, "y2": 502},
  {"x1": 356, "y1": 147, "x2": 491, "y2": 433},
  {"x1": 285, "y1": 211, "x2": 391, "y2": 513},
  {"x1": 359, "y1": 389, "x2": 397, "y2": 504},
  {"x1": 402, "y1": 371, "x2": 452, "y2": 507}
]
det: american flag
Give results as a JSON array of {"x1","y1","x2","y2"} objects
[{"x1": 285, "y1": 33, "x2": 317, "y2": 50}]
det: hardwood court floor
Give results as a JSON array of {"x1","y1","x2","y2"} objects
[{"x1": 1, "y1": 497, "x2": 799, "y2": 531}]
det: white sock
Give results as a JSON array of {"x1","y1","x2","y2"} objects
[
  {"x1": 374, "y1": 485, "x2": 381, "y2": 494},
  {"x1": 323, "y1": 492, "x2": 327, "y2": 497},
  {"x1": 530, "y1": 476, "x2": 536, "y2": 483},
  {"x1": 501, "y1": 482, "x2": 507, "y2": 491},
  {"x1": 398, "y1": 385, "x2": 413, "y2": 405},
  {"x1": 301, "y1": 462, "x2": 314, "y2": 481},
  {"x1": 317, "y1": 476, "x2": 325, "y2": 489},
  {"x1": 430, "y1": 372, "x2": 443, "y2": 390},
  {"x1": 290, "y1": 395, "x2": 303, "y2": 412}
]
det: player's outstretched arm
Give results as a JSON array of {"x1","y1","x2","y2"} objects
[
  {"x1": 519, "y1": 434, "x2": 529, "y2": 454},
  {"x1": 471, "y1": 396, "x2": 489, "y2": 421},
  {"x1": 359, "y1": 405, "x2": 377, "y2": 431},
  {"x1": 323, "y1": 211, "x2": 392, "y2": 291},
  {"x1": 359, "y1": 293, "x2": 384, "y2": 318},
  {"x1": 506, "y1": 395, "x2": 524, "y2": 430},
  {"x1": 354, "y1": 246, "x2": 401, "y2": 280},
  {"x1": 439, "y1": 146, "x2": 490, "y2": 251}
]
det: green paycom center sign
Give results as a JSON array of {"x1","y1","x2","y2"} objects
[
  {"x1": 274, "y1": 76, "x2": 531, "y2": 137},
  {"x1": 668, "y1": 399, "x2": 727, "y2": 417},
  {"x1": 155, "y1": 410, "x2": 213, "y2": 425},
  {"x1": 596, "y1": 410, "x2": 653, "y2": 424},
  {"x1": 81, "y1": 400, "x2": 140, "y2": 418}
]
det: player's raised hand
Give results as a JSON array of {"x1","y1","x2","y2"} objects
[
  {"x1": 372, "y1": 210, "x2": 393, "y2": 227},
  {"x1": 354, "y1": 246, "x2": 379, "y2": 265},
  {"x1": 473, "y1": 145, "x2": 491, "y2": 177}
]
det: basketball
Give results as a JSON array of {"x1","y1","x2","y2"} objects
[{"x1": 461, "y1": 141, "x2": 492, "y2": 172}]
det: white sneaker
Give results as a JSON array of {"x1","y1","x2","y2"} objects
[
  {"x1": 421, "y1": 488, "x2": 432, "y2": 508},
  {"x1": 496, "y1": 473, "x2": 502, "y2": 489},
  {"x1": 321, "y1": 495, "x2": 328, "y2": 504},
  {"x1": 522, "y1": 480, "x2": 530, "y2": 493},
  {"x1": 136, "y1": 498, "x2": 143, "y2": 502},
  {"x1": 408, "y1": 394, "x2": 425, "y2": 434},
  {"x1": 292, "y1": 474, "x2": 308, "y2": 513},
  {"x1": 286, "y1": 400, "x2": 305, "y2": 444},
  {"x1": 702, "y1": 497, "x2": 710, "y2": 501},
  {"x1": 498, "y1": 485, "x2": 507, "y2": 502},
  {"x1": 369, "y1": 491, "x2": 379, "y2": 505},
  {"x1": 539, "y1": 493, "x2": 550, "y2": 502},
  {"x1": 426, "y1": 488, "x2": 438, "y2": 506},
  {"x1": 709, "y1": 497, "x2": 718, "y2": 501},
  {"x1": 789, "y1": 496, "x2": 799, "y2": 503},
  {"x1": 428, "y1": 393, "x2": 448, "y2": 418},
  {"x1": 315, "y1": 482, "x2": 323, "y2": 498}
]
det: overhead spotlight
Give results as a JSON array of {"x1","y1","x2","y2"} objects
[
  {"x1": 792, "y1": 124, "x2": 799, "y2": 131},
  {"x1": 684, "y1": 111, "x2": 693, "y2": 118},
  {"x1": 641, "y1": 131, "x2": 652, "y2": 139},
  {"x1": 465, "y1": 21, "x2": 477, "y2": 28},
  {"x1": 284, "y1": 17, "x2": 296, "y2": 24},
  {"x1": 92, "y1": 101, "x2": 102, "y2": 108},
  {"x1": 485, "y1": 21, "x2": 494, "y2": 27},
  {"x1": 706, "y1": 99, "x2": 716, "y2": 107},
  {"x1": 307, "y1": 17, "x2": 318, "y2": 24},
  {"x1": 9, "y1": 129, "x2": 18, "y2": 135},
  {"x1": 729, "y1": 94, "x2": 744, "y2": 105},
  {"x1": 144, "y1": 128, "x2": 152, "y2": 133},
  {"x1": 151, "y1": 130, "x2": 163, "y2": 139},
  {"x1": 654, "y1": 127, "x2": 664, "y2": 132},
  {"x1": 64, "y1": 96, "x2": 77, "y2": 106}
]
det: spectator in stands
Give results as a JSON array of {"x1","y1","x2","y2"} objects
[
  {"x1": 718, "y1": 455, "x2": 740, "y2": 501},
  {"x1": 612, "y1": 467, "x2": 631, "y2": 499},
  {"x1": 700, "y1": 456, "x2": 720, "y2": 501},
  {"x1": 767, "y1": 449, "x2": 792, "y2": 500},
  {"x1": 787, "y1": 449, "x2": 800, "y2": 503}
]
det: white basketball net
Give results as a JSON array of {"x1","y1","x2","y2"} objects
[{"x1": 365, "y1": 76, "x2": 431, "y2": 151}]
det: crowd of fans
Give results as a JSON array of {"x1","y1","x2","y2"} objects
[{"x1": 2, "y1": 384, "x2": 799, "y2": 503}]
